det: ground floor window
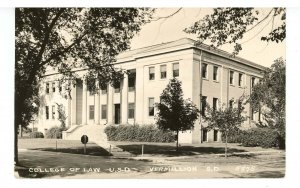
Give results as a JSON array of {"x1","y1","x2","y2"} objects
[
  {"x1": 45, "y1": 106, "x2": 49, "y2": 120},
  {"x1": 89, "y1": 105, "x2": 94, "y2": 120},
  {"x1": 101, "y1": 105, "x2": 107, "y2": 119},
  {"x1": 128, "y1": 103, "x2": 135, "y2": 119},
  {"x1": 202, "y1": 129, "x2": 208, "y2": 142},
  {"x1": 214, "y1": 130, "x2": 218, "y2": 141},
  {"x1": 52, "y1": 105, "x2": 55, "y2": 119}
]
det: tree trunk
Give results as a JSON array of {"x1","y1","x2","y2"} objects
[
  {"x1": 176, "y1": 130, "x2": 179, "y2": 152},
  {"x1": 225, "y1": 133, "x2": 228, "y2": 159},
  {"x1": 15, "y1": 124, "x2": 19, "y2": 166}
]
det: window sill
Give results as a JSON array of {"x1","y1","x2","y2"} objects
[
  {"x1": 202, "y1": 78, "x2": 209, "y2": 81},
  {"x1": 213, "y1": 80, "x2": 219, "y2": 83},
  {"x1": 230, "y1": 84, "x2": 235, "y2": 87}
]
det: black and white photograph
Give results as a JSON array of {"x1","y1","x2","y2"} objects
[{"x1": 12, "y1": 7, "x2": 287, "y2": 179}]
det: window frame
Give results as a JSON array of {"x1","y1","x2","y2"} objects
[
  {"x1": 160, "y1": 64, "x2": 167, "y2": 79},
  {"x1": 229, "y1": 71, "x2": 234, "y2": 85},
  {"x1": 202, "y1": 63, "x2": 208, "y2": 79},
  {"x1": 201, "y1": 96, "x2": 207, "y2": 116},
  {"x1": 89, "y1": 105, "x2": 95, "y2": 120},
  {"x1": 101, "y1": 105, "x2": 107, "y2": 120},
  {"x1": 149, "y1": 67, "x2": 155, "y2": 80},
  {"x1": 173, "y1": 63, "x2": 179, "y2": 77},
  {"x1": 114, "y1": 81, "x2": 121, "y2": 93},
  {"x1": 238, "y1": 73, "x2": 243, "y2": 87},
  {"x1": 51, "y1": 105, "x2": 55, "y2": 119},
  {"x1": 213, "y1": 66, "x2": 219, "y2": 81},
  {"x1": 128, "y1": 103, "x2": 135, "y2": 119},
  {"x1": 213, "y1": 98, "x2": 218, "y2": 111},
  {"x1": 45, "y1": 106, "x2": 49, "y2": 120},
  {"x1": 148, "y1": 97, "x2": 155, "y2": 116}
]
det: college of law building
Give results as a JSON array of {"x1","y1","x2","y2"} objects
[{"x1": 32, "y1": 38, "x2": 265, "y2": 144}]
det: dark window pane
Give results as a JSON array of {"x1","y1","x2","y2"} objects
[
  {"x1": 89, "y1": 105, "x2": 94, "y2": 120},
  {"x1": 45, "y1": 106, "x2": 49, "y2": 119},
  {"x1": 101, "y1": 105, "x2": 107, "y2": 119},
  {"x1": 173, "y1": 63, "x2": 179, "y2": 77},
  {"x1": 128, "y1": 103, "x2": 135, "y2": 119},
  {"x1": 202, "y1": 64, "x2": 207, "y2": 78}
]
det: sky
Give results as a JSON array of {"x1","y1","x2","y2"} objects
[{"x1": 130, "y1": 8, "x2": 286, "y2": 67}]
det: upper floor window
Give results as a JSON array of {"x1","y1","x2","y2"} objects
[
  {"x1": 52, "y1": 82, "x2": 56, "y2": 93},
  {"x1": 238, "y1": 73, "x2": 243, "y2": 87},
  {"x1": 202, "y1": 63, "x2": 208, "y2": 79},
  {"x1": 173, "y1": 63, "x2": 179, "y2": 77},
  {"x1": 149, "y1": 67, "x2": 155, "y2": 80},
  {"x1": 58, "y1": 81, "x2": 62, "y2": 92},
  {"x1": 229, "y1": 99, "x2": 234, "y2": 109},
  {"x1": 213, "y1": 66, "x2": 218, "y2": 81},
  {"x1": 128, "y1": 103, "x2": 135, "y2": 119},
  {"x1": 160, "y1": 65, "x2": 167, "y2": 79},
  {"x1": 148, "y1": 98, "x2": 154, "y2": 116},
  {"x1": 52, "y1": 105, "x2": 55, "y2": 119},
  {"x1": 128, "y1": 69, "x2": 136, "y2": 92},
  {"x1": 101, "y1": 84, "x2": 107, "y2": 95},
  {"x1": 114, "y1": 81, "x2": 120, "y2": 93},
  {"x1": 46, "y1": 83, "x2": 50, "y2": 94},
  {"x1": 230, "y1": 71, "x2": 234, "y2": 85},
  {"x1": 45, "y1": 106, "x2": 49, "y2": 120},
  {"x1": 251, "y1": 77, "x2": 255, "y2": 88}
]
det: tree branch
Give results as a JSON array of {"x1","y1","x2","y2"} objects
[
  {"x1": 245, "y1": 8, "x2": 274, "y2": 33},
  {"x1": 150, "y1": 8, "x2": 182, "y2": 22}
]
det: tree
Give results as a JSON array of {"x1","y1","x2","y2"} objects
[
  {"x1": 15, "y1": 8, "x2": 154, "y2": 165},
  {"x1": 201, "y1": 97, "x2": 247, "y2": 158},
  {"x1": 184, "y1": 8, "x2": 285, "y2": 56},
  {"x1": 248, "y1": 58, "x2": 285, "y2": 148},
  {"x1": 155, "y1": 78, "x2": 199, "y2": 151}
]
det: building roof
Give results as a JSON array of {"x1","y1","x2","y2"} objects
[{"x1": 116, "y1": 38, "x2": 266, "y2": 70}]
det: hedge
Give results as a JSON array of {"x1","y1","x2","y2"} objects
[
  {"x1": 222, "y1": 127, "x2": 282, "y2": 148},
  {"x1": 45, "y1": 126, "x2": 66, "y2": 139},
  {"x1": 104, "y1": 124, "x2": 175, "y2": 142},
  {"x1": 29, "y1": 131, "x2": 44, "y2": 138}
]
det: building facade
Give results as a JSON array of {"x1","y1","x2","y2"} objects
[{"x1": 33, "y1": 38, "x2": 264, "y2": 143}]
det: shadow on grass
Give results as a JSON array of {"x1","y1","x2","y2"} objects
[
  {"x1": 116, "y1": 144, "x2": 247, "y2": 157},
  {"x1": 30, "y1": 146, "x2": 111, "y2": 156},
  {"x1": 245, "y1": 170, "x2": 285, "y2": 178}
]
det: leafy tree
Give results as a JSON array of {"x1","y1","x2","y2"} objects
[
  {"x1": 184, "y1": 8, "x2": 285, "y2": 56},
  {"x1": 202, "y1": 97, "x2": 247, "y2": 158},
  {"x1": 15, "y1": 8, "x2": 153, "y2": 164},
  {"x1": 56, "y1": 103, "x2": 67, "y2": 130},
  {"x1": 248, "y1": 58, "x2": 285, "y2": 148},
  {"x1": 155, "y1": 78, "x2": 199, "y2": 151}
]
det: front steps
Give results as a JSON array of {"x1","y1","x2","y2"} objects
[{"x1": 62, "y1": 125, "x2": 132, "y2": 157}]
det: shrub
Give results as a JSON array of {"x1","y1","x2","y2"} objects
[
  {"x1": 29, "y1": 131, "x2": 44, "y2": 138},
  {"x1": 221, "y1": 128, "x2": 246, "y2": 143},
  {"x1": 104, "y1": 124, "x2": 175, "y2": 142},
  {"x1": 45, "y1": 126, "x2": 65, "y2": 139},
  {"x1": 241, "y1": 127, "x2": 279, "y2": 148}
]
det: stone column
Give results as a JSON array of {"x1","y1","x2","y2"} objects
[
  {"x1": 94, "y1": 81, "x2": 100, "y2": 125},
  {"x1": 107, "y1": 85, "x2": 113, "y2": 125},
  {"x1": 71, "y1": 82, "x2": 77, "y2": 125},
  {"x1": 82, "y1": 78, "x2": 87, "y2": 125},
  {"x1": 121, "y1": 76, "x2": 128, "y2": 124}
]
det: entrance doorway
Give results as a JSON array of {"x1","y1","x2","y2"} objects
[
  {"x1": 76, "y1": 79, "x2": 83, "y2": 125},
  {"x1": 213, "y1": 130, "x2": 218, "y2": 141},
  {"x1": 114, "y1": 104, "x2": 121, "y2": 124}
]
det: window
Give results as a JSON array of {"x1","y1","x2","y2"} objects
[
  {"x1": 251, "y1": 77, "x2": 255, "y2": 88},
  {"x1": 250, "y1": 108, "x2": 254, "y2": 120},
  {"x1": 238, "y1": 73, "x2": 243, "y2": 86},
  {"x1": 149, "y1": 67, "x2": 155, "y2": 80},
  {"x1": 128, "y1": 69, "x2": 136, "y2": 92},
  {"x1": 213, "y1": 66, "x2": 218, "y2": 81},
  {"x1": 45, "y1": 106, "x2": 49, "y2": 120},
  {"x1": 202, "y1": 63, "x2": 208, "y2": 78},
  {"x1": 213, "y1": 98, "x2": 218, "y2": 111},
  {"x1": 101, "y1": 105, "x2": 107, "y2": 119},
  {"x1": 173, "y1": 63, "x2": 179, "y2": 77},
  {"x1": 52, "y1": 82, "x2": 56, "y2": 93},
  {"x1": 89, "y1": 105, "x2": 94, "y2": 120},
  {"x1": 101, "y1": 84, "x2": 107, "y2": 95},
  {"x1": 201, "y1": 96, "x2": 207, "y2": 116},
  {"x1": 58, "y1": 81, "x2": 62, "y2": 92},
  {"x1": 230, "y1": 71, "x2": 234, "y2": 85},
  {"x1": 114, "y1": 81, "x2": 120, "y2": 93},
  {"x1": 128, "y1": 103, "x2": 135, "y2": 119},
  {"x1": 52, "y1": 105, "x2": 55, "y2": 119},
  {"x1": 149, "y1": 98, "x2": 154, "y2": 116},
  {"x1": 58, "y1": 105, "x2": 64, "y2": 119},
  {"x1": 214, "y1": 130, "x2": 218, "y2": 141},
  {"x1": 202, "y1": 129, "x2": 208, "y2": 142},
  {"x1": 229, "y1": 99, "x2": 234, "y2": 109},
  {"x1": 160, "y1": 65, "x2": 167, "y2": 79},
  {"x1": 46, "y1": 83, "x2": 49, "y2": 94}
]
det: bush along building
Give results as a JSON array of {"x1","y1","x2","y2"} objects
[{"x1": 31, "y1": 38, "x2": 264, "y2": 144}]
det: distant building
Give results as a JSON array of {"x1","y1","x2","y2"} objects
[{"x1": 32, "y1": 38, "x2": 264, "y2": 143}]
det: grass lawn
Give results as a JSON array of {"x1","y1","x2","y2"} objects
[
  {"x1": 108, "y1": 141, "x2": 282, "y2": 157},
  {"x1": 19, "y1": 138, "x2": 110, "y2": 156}
]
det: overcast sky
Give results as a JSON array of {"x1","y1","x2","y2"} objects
[{"x1": 131, "y1": 8, "x2": 286, "y2": 67}]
